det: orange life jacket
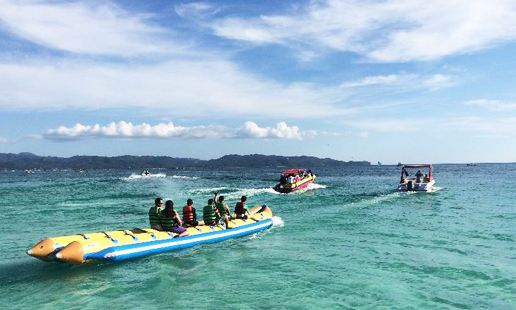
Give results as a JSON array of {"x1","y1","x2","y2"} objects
[{"x1": 182, "y1": 205, "x2": 195, "y2": 223}]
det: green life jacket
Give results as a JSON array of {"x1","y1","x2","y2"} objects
[
  {"x1": 203, "y1": 204, "x2": 217, "y2": 223},
  {"x1": 215, "y1": 202, "x2": 227, "y2": 217},
  {"x1": 160, "y1": 212, "x2": 179, "y2": 231},
  {"x1": 149, "y1": 206, "x2": 162, "y2": 228}
]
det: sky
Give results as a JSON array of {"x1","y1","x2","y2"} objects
[{"x1": 1, "y1": 0, "x2": 516, "y2": 163}]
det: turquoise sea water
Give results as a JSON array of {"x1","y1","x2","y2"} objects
[{"x1": 0, "y1": 165, "x2": 515, "y2": 309}]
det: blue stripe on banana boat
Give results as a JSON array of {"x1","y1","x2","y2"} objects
[{"x1": 88, "y1": 218, "x2": 272, "y2": 262}]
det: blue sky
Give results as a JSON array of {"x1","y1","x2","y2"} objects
[{"x1": 1, "y1": 0, "x2": 516, "y2": 163}]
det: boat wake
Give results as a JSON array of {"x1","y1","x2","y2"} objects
[
  {"x1": 188, "y1": 187, "x2": 230, "y2": 194},
  {"x1": 308, "y1": 183, "x2": 327, "y2": 190},
  {"x1": 249, "y1": 216, "x2": 284, "y2": 240},
  {"x1": 122, "y1": 173, "x2": 166, "y2": 181},
  {"x1": 271, "y1": 216, "x2": 284, "y2": 227},
  {"x1": 171, "y1": 175, "x2": 199, "y2": 180},
  {"x1": 224, "y1": 187, "x2": 281, "y2": 199},
  {"x1": 428, "y1": 186, "x2": 443, "y2": 193},
  {"x1": 346, "y1": 191, "x2": 404, "y2": 209}
]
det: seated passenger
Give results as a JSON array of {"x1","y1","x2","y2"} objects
[
  {"x1": 182, "y1": 199, "x2": 199, "y2": 227},
  {"x1": 203, "y1": 198, "x2": 220, "y2": 226},
  {"x1": 287, "y1": 175, "x2": 294, "y2": 184},
  {"x1": 279, "y1": 175, "x2": 287, "y2": 185},
  {"x1": 149, "y1": 197, "x2": 164, "y2": 230},
  {"x1": 161, "y1": 200, "x2": 189, "y2": 237},
  {"x1": 215, "y1": 194, "x2": 231, "y2": 225},
  {"x1": 415, "y1": 170, "x2": 423, "y2": 183},
  {"x1": 234, "y1": 195, "x2": 251, "y2": 220}
]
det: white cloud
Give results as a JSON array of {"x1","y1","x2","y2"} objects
[
  {"x1": 0, "y1": 136, "x2": 8, "y2": 143},
  {"x1": 175, "y1": 2, "x2": 219, "y2": 18},
  {"x1": 448, "y1": 116, "x2": 516, "y2": 136},
  {"x1": 0, "y1": 59, "x2": 353, "y2": 118},
  {"x1": 43, "y1": 121, "x2": 318, "y2": 141},
  {"x1": 343, "y1": 119, "x2": 424, "y2": 133},
  {"x1": 0, "y1": 0, "x2": 180, "y2": 56},
  {"x1": 466, "y1": 99, "x2": 516, "y2": 111},
  {"x1": 43, "y1": 121, "x2": 228, "y2": 140},
  {"x1": 342, "y1": 74, "x2": 403, "y2": 88},
  {"x1": 210, "y1": 0, "x2": 516, "y2": 62},
  {"x1": 344, "y1": 116, "x2": 516, "y2": 137},
  {"x1": 236, "y1": 121, "x2": 304, "y2": 139},
  {"x1": 341, "y1": 73, "x2": 455, "y2": 90}
]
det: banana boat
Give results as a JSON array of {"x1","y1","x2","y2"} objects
[{"x1": 28, "y1": 206, "x2": 273, "y2": 264}]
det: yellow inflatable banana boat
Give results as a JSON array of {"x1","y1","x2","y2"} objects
[{"x1": 28, "y1": 206, "x2": 273, "y2": 264}]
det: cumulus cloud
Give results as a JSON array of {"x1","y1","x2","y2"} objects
[
  {"x1": 236, "y1": 121, "x2": 304, "y2": 139},
  {"x1": 466, "y1": 99, "x2": 516, "y2": 111},
  {"x1": 43, "y1": 121, "x2": 318, "y2": 141},
  {"x1": 44, "y1": 121, "x2": 228, "y2": 140},
  {"x1": 0, "y1": 0, "x2": 181, "y2": 56},
  {"x1": 210, "y1": 0, "x2": 516, "y2": 62}
]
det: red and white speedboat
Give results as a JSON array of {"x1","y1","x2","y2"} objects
[
  {"x1": 273, "y1": 169, "x2": 316, "y2": 193},
  {"x1": 398, "y1": 164, "x2": 435, "y2": 192}
]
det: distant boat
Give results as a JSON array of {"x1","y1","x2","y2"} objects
[
  {"x1": 466, "y1": 163, "x2": 478, "y2": 166},
  {"x1": 397, "y1": 162, "x2": 403, "y2": 167},
  {"x1": 377, "y1": 161, "x2": 382, "y2": 166}
]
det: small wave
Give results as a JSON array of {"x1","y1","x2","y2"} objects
[
  {"x1": 171, "y1": 175, "x2": 199, "y2": 180},
  {"x1": 122, "y1": 173, "x2": 166, "y2": 181}
]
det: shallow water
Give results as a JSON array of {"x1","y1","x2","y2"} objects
[{"x1": 0, "y1": 165, "x2": 515, "y2": 309}]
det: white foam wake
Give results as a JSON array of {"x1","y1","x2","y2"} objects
[
  {"x1": 224, "y1": 187, "x2": 280, "y2": 199},
  {"x1": 428, "y1": 186, "x2": 443, "y2": 193},
  {"x1": 123, "y1": 173, "x2": 166, "y2": 180},
  {"x1": 171, "y1": 175, "x2": 199, "y2": 180},
  {"x1": 272, "y1": 216, "x2": 284, "y2": 227},
  {"x1": 306, "y1": 183, "x2": 327, "y2": 190}
]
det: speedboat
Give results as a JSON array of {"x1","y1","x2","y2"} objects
[
  {"x1": 141, "y1": 170, "x2": 150, "y2": 176},
  {"x1": 398, "y1": 164, "x2": 435, "y2": 192},
  {"x1": 273, "y1": 168, "x2": 316, "y2": 193}
]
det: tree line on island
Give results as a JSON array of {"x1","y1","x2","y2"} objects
[{"x1": 0, "y1": 152, "x2": 370, "y2": 170}]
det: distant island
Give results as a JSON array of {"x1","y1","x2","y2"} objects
[{"x1": 0, "y1": 152, "x2": 370, "y2": 170}]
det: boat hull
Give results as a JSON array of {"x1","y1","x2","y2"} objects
[{"x1": 398, "y1": 179, "x2": 435, "y2": 192}]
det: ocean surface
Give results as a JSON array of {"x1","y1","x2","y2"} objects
[{"x1": 0, "y1": 165, "x2": 515, "y2": 309}]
